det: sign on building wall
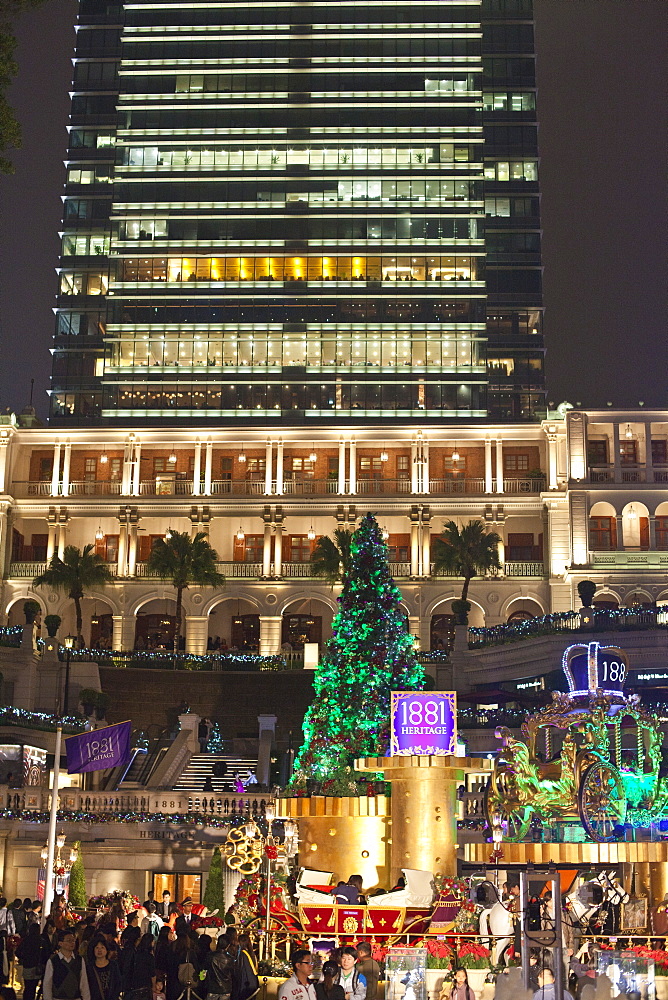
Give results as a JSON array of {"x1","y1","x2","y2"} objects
[{"x1": 390, "y1": 691, "x2": 457, "y2": 756}]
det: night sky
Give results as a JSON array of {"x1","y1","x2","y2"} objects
[{"x1": 0, "y1": 1, "x2": 665, "y2": 419}]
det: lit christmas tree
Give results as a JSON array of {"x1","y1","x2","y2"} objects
[
  {"x1": 207, "y1": 722, "x2": 224, "y2": 753},
  {"x1": 290, "y1": 513, "x2": 424, "y2": 793}
]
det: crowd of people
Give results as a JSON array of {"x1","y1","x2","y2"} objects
[{"x1": 3, "y1": 895, "x2": 261, "y2": 1000}]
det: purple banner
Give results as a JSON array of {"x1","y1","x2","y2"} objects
[
  {"x1": 65, "y1": 720, "x2": 132, "y2": 773},
  {"x1": 390, "y1": 692, "x2": 457, "y2": 756}
]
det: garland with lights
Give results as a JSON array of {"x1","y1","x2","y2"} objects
[
  {"x1": 0, "y1": 705, "x2": 84, "y2": 732},
  {"x1": 470, "y1": 605, "x2": 668, "y2": 649},
  {"x1": 0, "y1": 807, "x2": 263, "y2": 828},
  {"x1": 290, "y1": 513, "x2": 424, "y2": 794},
  {"x1": 66, "y1": 649, "x2": 287, "y2": 671}
]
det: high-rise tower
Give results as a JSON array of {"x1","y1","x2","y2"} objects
[{"x1": 51, "y1": 0, "x2": 544, "y2": 426}]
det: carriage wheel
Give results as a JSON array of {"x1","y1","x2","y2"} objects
[
  {"x1": 484, "y1": 778, "x2": 532, "y2": 843},
  {"x1": 578, "y1": 761, "x2": 627, "y2": 842}
]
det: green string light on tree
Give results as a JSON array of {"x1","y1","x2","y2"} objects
[{"x1": 290, "y1": 513, "x2": 424, "y2": 794}]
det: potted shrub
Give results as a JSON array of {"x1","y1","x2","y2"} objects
[
  {"x1": 454, "y1": 943, "x2": 491, "y2": 999},
  {"x1": 94, "y1": 691, "x2": 110, "y2": 720},
  {"x1": 23, "y1": 600, "x2": 41, "y2": 624},
  {"x1": 451, "y1": 599, "x2": 471, "y2": 625},
  {"x1": 44, "y1": 614, "x2": 62, "y2": 638},
  {"x1": 425, "y1": 940, "x2": 453, "y2": 997},
  {"x1": 79, "y1": 688, "x2": 99, "y2": 717}
]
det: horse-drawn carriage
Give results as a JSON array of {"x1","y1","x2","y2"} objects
[{"x1": 484, "y1": 641, "x2": 667, "y2": 842}]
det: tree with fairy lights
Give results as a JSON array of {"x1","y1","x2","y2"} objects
[{"x1": 290, "y1": 513, "x2": 424, "y2": 794}]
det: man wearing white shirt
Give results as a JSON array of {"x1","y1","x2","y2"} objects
[
  {"x1": 43, "y1": 929, "x2": 90, "y2": 1000},
  {"x1": 277, "y1": 950, "x2": 317, "y2": 1000}
]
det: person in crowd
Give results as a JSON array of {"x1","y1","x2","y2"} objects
[
  {"x1": 204, "y1": 932, "x2": 234, "y2": 1000},
  {"x1": 8, "y1": 899, "x2": 25, "y2": 937},
  {"x1": 166, "y1": 932, "x2": 197, "y2": 1000},
  {"x1": 85, "y1": 936, "x2": 121, "y2": 1000},
  {"x1": 16, "y1": 923, "x2": 48, "y2": 1000},
  {"x1": 223, "y1": 906, "x2": 237, "y2": 928},
  {"x1": 117, "y1": 926, "x2": 140, "y2": 994},
  {"x1": 174, "y1": 900, "x2": 195, "y2": 937},
  {"x1": 41, "y1": 918, "x2": 57, "y2": 956},
  {"x1": 315, "y1": 961, "x2": 344, "y2": 1000},
  {"x1": 355, "y1": 944, "x2": 379, "y2": 1000},
  {"x1": 153, "y1": 927, "x2": 173, "y2": 988},
  {"x1": 142, "y1": 893, "x2": 154, "y2": 911},
  {"x1": 0, "y1": 901, "x2": 15, "y2": 936},
  {"x1": 140, "y1": 903, "x2": 163, "y2": 942},
  {"x1": 126, "y1": 934, "x2": 156, "y2": 1000},
  {"x1": 31, "y1": 903, "x2": 42, "y2": 927},
  {"x1": 534, "y1": 967, "x2": 574, "y2": 1000},
  {"x1": 333, "y1": 878, "x2": 365, "y2": 906},
  {"x1": 334, "y1": 948, "x2": 366, "y2": 1000},
  {"x1": 97, "y1": 926, "x2": 119, "y2": 964},
  {"x1": 159, "y1": 893, "x2": 172, "y2": 920},
  {"x1": 76, "y1": 917, "x2": 96, "y2": 958},
  {"x1": 232, "y1": 934, "x2": 258, "y2": 1000},
  {"x1": 277, "y1": 950, "x2": 316, "y2": 1000},
  {"x1": 154, "y1": 975, "x2": 166, "y2": 1000},
  {"x1": 120, "y1": 914, "x2": 140, "y2": 948},
  {"x1": 43, "y1": 929, "x2": 90, "y2": 1000},
  {"x1": 23, "y1": 900, "x2": 36, "y2": 927},
  {"x1": 448, "y1": 969, "x2": 475, "y2": 1000}
]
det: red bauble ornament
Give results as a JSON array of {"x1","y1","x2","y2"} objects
[{"x1": 265, "y1": 844, "x2": 279, "y2": 860}]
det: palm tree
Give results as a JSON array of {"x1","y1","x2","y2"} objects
[
  {"x1": 432, "y1": 519, "x2": 502, "y2": 622},
  {"x1": 147, "y1": 530, "x2": 224, "y2": 651},
  {"x1": 310, "y1": 528, "x2": 354, "y2": 585},
  {"x1": 34, "y1": 545, "x2": 114, "y2": 644}
]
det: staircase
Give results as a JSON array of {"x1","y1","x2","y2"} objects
[{"x1": 174, "y1": 752, "x2": 258, "y2": 793}]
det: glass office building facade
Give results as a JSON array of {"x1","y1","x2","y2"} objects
[{"x1": 51, "y1": 0, "x2": 544, "y2": 426}]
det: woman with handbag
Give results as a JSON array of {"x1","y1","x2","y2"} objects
[
  {"x1": 85, "y1": 936, "x2": 121, "y2": 1000},
  {"x1": 126, "y1": 934, "x2": 157, "y2": 1000},
  {"x1": 16, "y1": 923, "x2": 47, "y2": 1000}
]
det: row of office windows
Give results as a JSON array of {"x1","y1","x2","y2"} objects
[
  {"x1": 120, "y1": 144, "x2": 474, "y2": 169},
  {"x1": 123, "y1": 108, "x2": 481, "y2": 130},
  {"x1": 124, "y1": 7, "x2": 487, "y2": 27},
  {"x1": 113, "y1": 217, "x2": 481, "y2": 243},
  {"x1": 117, "y1": 255, "x2": 482, "y2": 284},
  {"x1": 101, "y1": 381, "x2": 483, "y2": 414},
  {"x1": 119, "y1": 72, "x2": 480, "y2": 96},
  {"x1": 120, "y1": 37, "x2": 483, "y2": 60},
  {"x1": 106, "y1": 332, "x2": 480, "y2": 370}
]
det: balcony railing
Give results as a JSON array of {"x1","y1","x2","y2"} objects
[
  {"x1": 589, "y1": 465, "x2": 651, "y2": 484},
  {"x1": 469, "y1": 605, "x2": 668, "y2": 648},
  {"x1": 12, "y1": 477, "x2": 546, "y2": 499},
  {"x1": 4, "y1": 785, "x2": 271, "y2": 819},
  {"x1": 9, "y1": 559, "x2": 544, "y2": 581}
]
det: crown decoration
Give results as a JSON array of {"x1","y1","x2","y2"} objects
[{"x1": 562, "y1": 641, "x2": 628, "y2": 697}]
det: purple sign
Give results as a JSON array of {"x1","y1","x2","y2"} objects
[
  {"x1": 390, "y1": 692, "x2": 457, "y2": 756},
  {"x1": 65, "y1": 720, "x2": 132, "y2": 774}
]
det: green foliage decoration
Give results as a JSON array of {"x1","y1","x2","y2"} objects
[
  {"x1": 203, "y1": 845, "x2": 224, "y2": 914},
  {"x1": 68, "y1": 841, "x2": 87, "y2": 908},
  {"x1": 290, "y1": 513, "x2": 424, "y2": 792}
]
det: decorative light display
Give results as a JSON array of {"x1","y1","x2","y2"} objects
[
  {"x1": 4, "y1": 806, "x2": 259, "y2": 829},
  {"x1": 41, "y1": 830, "x2": 78, "y2": 876},
  {"x1": 469, "y1": 605, "x2": 668, "y2": 649},
  {"x1": 485, "y1": 642, "x2": 668, "y2": 843},
  {"x1": 290, "y1": 513, "x2": 424, "y2": 793}
]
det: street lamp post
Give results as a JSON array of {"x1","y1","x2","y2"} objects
[{"x1": 62, "y1": 634, "x2": 76, "y2": 715}]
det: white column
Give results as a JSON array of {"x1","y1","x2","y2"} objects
[
  {"x1": 192, "y1": 440, "x2": 202, "y2": 496},
  {"x1": 649, "y1": 515, "x2": 657, "y2": 550},
  {"x1": 121, "y1": 439, "x2": 133, "y2": 495},
  {"x1": 262, "y1": 521, "x2": 273, "y2": 578},
  {"x1": 127, "y1": 520, "x2": 138, "y2": 577},
  {"x1": 117, "y1": 513, "x2": 127, "y2": 578},
  {"x1": 56, "y1": 518, "x2": 67, "y2": 560},
  {"x1": 349, "y1": 440, "x2": 356, "y2": 495},
  {"x1": 274, "y1": 524, "x2": 283, "y2": 577},
  {"x1": 0, "y1": 433, "x2": 9, "y2": 494},
  {"x1": 46, "y1": 522, "x2": 57, "y2": 561},
  {"x1": 422, "y1": 519, "x2": 431, "y2": 576},
  {"x1": 112, "y1": 614, "x2": 135, "y2": 651},
  {"x1": 497, "y1": 536, "x2": 505, "y2": 576},
  {"x1": 259, "y1": 616, "x2": 282, "y2": 656},
  {"x1": 276, "y1": 440, "x2": 284, "y2": 494},
  {"x1": 51, "y1": 443, "x2": 61, "y2": 497},
  {"x1": 422, "y1": 443, "x2": 430, "y2": 494},
  {"x1": 645, "y1": 421, "x2": 654, "y2": 483},
  {"x1": 411, "y1": 444, "x2": 419, "y2": 494},
  {"x1": 338, "y1": 439, "x2": 346, "y2": 493},
  {"x1": 485, "y1": 439, "x2": 493, "y2": 493},
  {"x1": 185, "y1": 615, "x2": 209, "y2": 655},
  {"x1": 132, "y1": 443, "x2": 141, "y2": 495},
  {"x1": 61, "y1": 442, "x2": 71, "y2": 497},
  {"x1": 203, "y1": 440, "x2": 213, "y2": 495},
  {"x1": 547, "y1": 433, "x2": 558, "y2": 490},
  {"x1": 613, "y1": 423, "x2": 621, "y2": 482},
  {"x1": 265, "y1": 439, "x2": 273, "y2": 494},
  {"x1": 410, "y1": 519, "x2": 420, "y2": 577},
  {"x1": 495, "y1": 439, "x2": 504, "y2": 493}
]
